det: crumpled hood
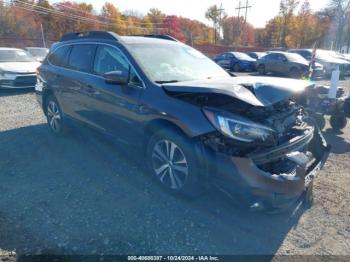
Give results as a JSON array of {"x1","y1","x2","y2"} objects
[
  {"x1": 162, "y1": 76, "x2": 313, "y2": 107},
  {"x1": 0, "y1": 62, "x2": 41, "y2": 73}
]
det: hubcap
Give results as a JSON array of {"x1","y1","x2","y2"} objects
[
  {"x1": 151, "y1": 140, "x2": 189, "y2": 190},
  {"x1": 47, "y1": 101, "x2": 61, "y2": 132}
]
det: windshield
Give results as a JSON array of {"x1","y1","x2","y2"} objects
[
  {"x1": 0, "y1": 50, "x2": 36, "y2": 62},
  {"x1": 233, "y1": 52, "x2": 253, "y2": 60},
  {"x1": 127, "y1": 43, "x2": 229, "y2": 83},
  {"x1": 27, "y1": 48, "x2": 48, "y2": 57},
  {"x1": 284, "y1": 53, "x2": 308, "y2": 63}
]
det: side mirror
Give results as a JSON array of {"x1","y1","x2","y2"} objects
[
  {"x1": 103, "y1": 71, "x2": 128, "y2": 85},
  {"x1": 283, "y1": 58, "x2": 288, "y2": 63}
]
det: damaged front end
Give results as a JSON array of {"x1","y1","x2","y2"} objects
[
  {"x1": 164, "y1": 77, "x2": 331, "y2": 211},
  {"x1": 201, "y1": 99, "x2": 330, "y2": 211}
]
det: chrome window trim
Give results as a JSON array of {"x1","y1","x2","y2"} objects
[{"x1": 47, "y1": 42, "x2": 146, "y2": 89}]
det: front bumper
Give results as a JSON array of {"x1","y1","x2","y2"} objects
[
  {"x1": 0, "y1": 74, "x2": 37, "y2": 89},
  {"x1": 212, "y1": 125, "x2": 330, "y2": 211}
]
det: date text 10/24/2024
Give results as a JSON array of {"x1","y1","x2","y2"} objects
[{"x1": 127, "y1": 256, "x2": 220, "y2": 261}]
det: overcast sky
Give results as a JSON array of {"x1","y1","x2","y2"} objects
[{"x1": 51, "y1": 0, "x2": 329, "y2": 28}]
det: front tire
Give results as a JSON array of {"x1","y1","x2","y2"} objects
[
  {"x1": 45, "y1": 95, "x2": 66, "y2": 135},
  {"x1": 146, "y1": 129, "x2": 203, "y2": 197},
  {"x1": 330, "y1": 112, "x2": 347, "y2": 131}
]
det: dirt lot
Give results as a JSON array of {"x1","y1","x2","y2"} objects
[{"x1": 0, "y1": 77, "x2": 349, "y2": 258}]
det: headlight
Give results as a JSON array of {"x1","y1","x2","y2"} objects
[{"x1": 203, "y1": 108, "x2": 276, "y2": 144}]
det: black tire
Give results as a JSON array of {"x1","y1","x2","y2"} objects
[
  {"x1": 146, "y1": 128, "x2": 204, "y2": 197},
  {"x1": 330, "y1": 112, "x2": 347, "y2": 131},
  {"x1": 258, "y1": 64, "x2": 266, "y2": 75},
  {"x1": 45, "y1": 95, "x2": 67, "y2": 135},
  {"x1": 289, "y1": 67, "x2": 301, "y2": 79},
  {"x1": 304, "y1": 182, "x2": 314, "y2": 209},
  {"x1": 233, "y1": 63, "x2": 240, "y2": 72},
  {"x1": 343, "y1": 98, "x2": 350, "y2": 117},
  {"x1": 314, "y1": 113, "x2": 326, "y2": 130}
]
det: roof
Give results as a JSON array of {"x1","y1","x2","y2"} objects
[
  {"x1": 120, "y1": 36, "x2": 180, "y2": 45},
  {"x1": 59, "y1": 31, "x2": 180, "y2": 46},
  {"x1": 25, "y1": 47, "x2": 48, "y2": 50},
  {"x1": 0, "y1": 47, "x2": 23, "y2": 51}
]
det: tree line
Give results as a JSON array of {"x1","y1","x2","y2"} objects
[{"x1": 0, "y1": 0, "x2": 349, "y2": 50}]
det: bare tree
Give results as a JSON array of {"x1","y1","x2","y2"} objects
[{"x1": 329, "y1": 0, "x2": 350, "y2": 49}]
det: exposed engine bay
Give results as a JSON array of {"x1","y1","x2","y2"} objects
[{"x1": 167, "y1": 90, "x2": 313, "y2": 156}]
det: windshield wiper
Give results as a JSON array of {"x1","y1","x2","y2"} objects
[{"x1": 155, "y1": 80, "x2": 180, "y2": 84}]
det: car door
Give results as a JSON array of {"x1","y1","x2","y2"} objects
[
  {"x1": 264, "y1": 54, "x2": 276, "y2": 73},
  {"x1": 275, "y1": 54, "x2": 289, "y2": 74},
  {"x1": 84, "y1": 44, "x2": 144, "y2": 145},
  {"x1": 55, "y1": 44, "x2": 99, "y2": 126},
  {"x1": 217, "y1": 53, "x2": 232, "y2": 69}
]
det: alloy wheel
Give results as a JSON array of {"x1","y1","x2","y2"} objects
[
  {"x1": 151, "y1": 139, "x2": 189, "y2": 190},
  {"x1": 47, "y1": 100, "x2": 61, "y2": 133}
]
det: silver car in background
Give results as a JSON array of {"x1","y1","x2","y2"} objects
[
  {"x1": 0, "y1": 48, "x2": 40, "y2": 89},
  {"x1": 288, "y1": 49, "x2": 350, "y2": 76},
  {"x1": 24, "y1": 47, "x2": 49, "y2": 62}
]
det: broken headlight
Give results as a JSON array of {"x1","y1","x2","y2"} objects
[{"x1": 203, "y1": 108, "x2": 275, "y2": 143}]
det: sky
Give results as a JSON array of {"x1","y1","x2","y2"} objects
[{"x1": 51, "y1": 0, "x2": 330, "y2": 28}]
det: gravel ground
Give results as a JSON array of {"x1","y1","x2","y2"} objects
[{"x1": 0, "y1": 76, "x2": 349, "y2": 258}]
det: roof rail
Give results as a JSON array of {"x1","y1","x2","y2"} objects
[
  {"x1": 132, "y1": 34, "x2": 179, "y2": 42},
  {"x1": 60, "y1": 31, "x2": 121, "y2": 42}
]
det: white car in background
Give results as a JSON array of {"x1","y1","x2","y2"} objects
[
  {"x1": 0, "y1": 48, "x2": 40, "y2": 89},
  {"x1": 289, "y1": 48, "x2": 350, "y2": 76},
  {"x1": 24, "y1": 47, "x2": 49, "y2": 62}
]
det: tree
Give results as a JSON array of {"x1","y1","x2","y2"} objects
[
  {"x1": 279, "y1": 0, "x2": 300, "y2": 47},
  {"x1": 328, "y1": 0, "x2": 350, "y2": 49},
  {"x1": 205, "y1": 5, "x2": 222, "y2": 44},
  {"x1": 142, "y1": 15, "x2": 154, "y2": 34},
  {"x1": 161, "y1": 15, "x2": 185, "y2": 41},
  {"x1": 147, "y1": 8, "x2": 164, "y2": 31},
  {"x1": 101, "y1": 2, "x2": 126, "y2": 35}
]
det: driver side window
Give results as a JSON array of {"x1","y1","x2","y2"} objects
[
  {"x1": 94, "y1": 45, "x2": 129, "y2": 75},
  {"x1": 93, "y1": 45, "x2": 143, "y2": 87}
]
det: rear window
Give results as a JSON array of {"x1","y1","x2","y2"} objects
[
  {"x1": 48, "y1": 46, "x2": 70, "y2": 66},
  {"x1": 67, "y1": 44, "x2": 97, "y2": 73}
]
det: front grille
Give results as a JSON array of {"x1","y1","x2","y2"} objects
[{"x1": 14, "y1": 75, "x2": 37, "y2": 87}]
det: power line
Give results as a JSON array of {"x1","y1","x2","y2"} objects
[{"x1": 3, "y1": 1, "x2": 167, "y2": 31}]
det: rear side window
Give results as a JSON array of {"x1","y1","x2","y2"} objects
[
  {"x1": 48, "y1": 46, "x2": 70, "y2": 66},
  {"x1": 67, "y1": 44, "x2": 97, "y2": 73}
]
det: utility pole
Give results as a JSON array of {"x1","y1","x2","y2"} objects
[
  {"x1": 40, "y1": 23, "x2": 46, "y2": 48},
  {"x1": 235, "y1": 1, "x2": 242, "y2": 36},
  {"x1": 217, "y1": 3, "x2": 225, "y2": 44},
  {"x1": 235, "y1": 0, "x2": 251, "y2": 45}
]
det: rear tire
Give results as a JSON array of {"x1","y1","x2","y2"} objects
[
  {"x1": 45, "y1": 95, "x2": 67, "y2": 135},
  {"x1": 146, "y1": 128, "x2": 204, "y2": 197}
]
